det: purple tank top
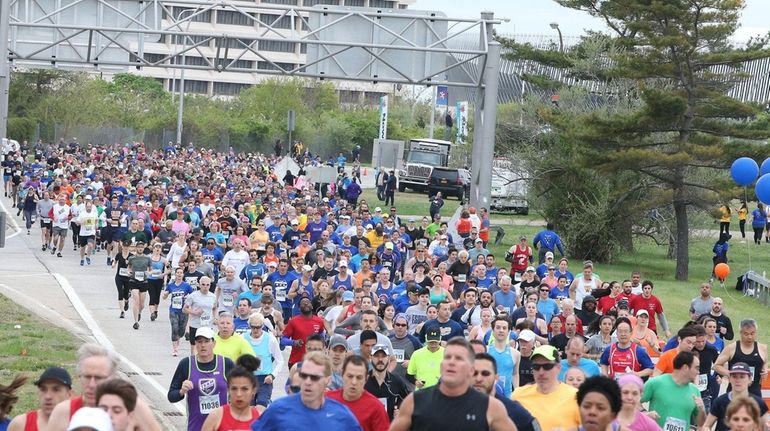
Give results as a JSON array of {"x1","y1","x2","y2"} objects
[{"x1": 187, "y1": 355, "x2": 228, "y2": 431}]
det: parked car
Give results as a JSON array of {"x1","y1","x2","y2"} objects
[{"x1": 427, "y1": 167, "x2": 471, "y2": 201}]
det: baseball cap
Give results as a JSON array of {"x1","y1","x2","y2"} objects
[
  {"x1": 85, "y1": 195, "x2": 93, "y2": 200},
  {"x1": 425, "y1": 328, "x2": 441, "y2": 342},
  {"x1": 582, "y1": 295, "x2": 597, "y2": 304},
  {"x1": 375, "y1": 207, "x2": 382, "y2": 212},
  {"x1": 729, "y1": 362, "x2": 752, "y2": 375},
  {"x1": 408, "y1": 217, "x2": 416, "y2": 222},
  {"x1": 338, "y1": 260, "x2": 348, "y2": 268},
  {"x1": 518, "y1": 329, "x2": 536, "y2": 343},
  {"x1": 372, "y1": 344, "x2": 390, "y2": 355},
  {"x1": 172, "y1": 195, "x2": 179, "y2": 201},
  {"x1": 194, "y1": 327, "x2": 216, "y2": 340},
  {"x1": 34, "y1": 366, "x2": 72, "y2": 388},
  {"x1": 519, "y1": 235, "x2": 527, "y2": 241},
  {"x1": 329, "y1": 334, "x2": 349, "y2": 351},
  {"x1": 302, "y1": 265, "x2": 313, "y2": 273},
  {"x1": 67, "y1": 407, "x2": 113, "y2": 431},
  {"x1": 530, "y1": 345, "x2": 560, "y2": 362},
  {"x1": 342, "y1": 291, "x2": 354, "y2": 302},
  {"x1": 267, "y1": 261, "x2": 278, "y2": 268},
  {"x1": 475, "y1": 238, "x2": 483, "y2": 243},
  {"x1": 525, "y1": 266, "x2": 536, "y2": 272},
  {"x1": 408, "y1": 284, "x2": 422, "y2": 294},
  {"x1": 291, "y1": 219, "x2": 299, "y2": 225},
  {"x1": 385, "y1": 242, "x2": 394, "y2": 250},
  {"x1": 545, "y1": 251, "x2": 554, "y2": 259},
  {"x1": 636, "y1": 309, "x2": 649, "y2": 317}
]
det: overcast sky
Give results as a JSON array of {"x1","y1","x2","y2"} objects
[{"x1": 411, "y1": 0, "x2": 770, "y2": 43}]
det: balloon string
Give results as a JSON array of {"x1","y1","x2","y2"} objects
[{"x1": 745, "y1": 187, "x2": 752, "y2": 272}]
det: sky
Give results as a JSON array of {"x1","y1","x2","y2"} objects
[{"x1": 411, "y1": 0, "x2": 770, "y2": 43}]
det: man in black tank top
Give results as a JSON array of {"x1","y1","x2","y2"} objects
[
  {"x1": 714, "y1": 319, "x2": 768, "y2": 397},
  {"x1": 389, "y1": 337, "x2": 515, "y2": 431}
]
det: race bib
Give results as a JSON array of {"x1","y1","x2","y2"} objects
[
  {"x1": 275, "y1": 288, "x2": 287, "y2": 302},
  {"x1": 223, "y1": 294, "x2": 234, "y2": 308},
  {"x1": 663, "y1": 416, "x2": 686, "y2": 431},
  {"x1": 378, "y1": 397, "x2": 388, "y2": 408},
  {"x1": 134, "y1": 271, "x2": 146, "y2": 282},
  {"x1": 200, "y1": 313, "x2": 212, "y2": 327},
  {"x1": 171, "y1": 295, "x2": 184, "y2": 310},
  {"x1": 750, "y1": 366, "x2": 756, "y2": 381},
  {"x1": 118, "y1": 268, "x2": 130, "y2": 277},
  {"x1": 696, "y1": 374, "x2": 708, "y2": 391},
  {"x1": 393, "y1": 349, "x2": 405, "y2": 363},
  {"x1": 457, "y1": 274, "x2": 466, "y2": 283},
  {"x1": 199, "y1": 394, "x2": 220, "y2": 415}
]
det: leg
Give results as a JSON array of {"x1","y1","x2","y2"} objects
[{"x1": 740, "y1": 219, "x2": 746, "y2": 239}]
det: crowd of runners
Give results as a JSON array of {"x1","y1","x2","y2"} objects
[{"x1": 1, "y1": 139, "x2": 769, "y2": 431}]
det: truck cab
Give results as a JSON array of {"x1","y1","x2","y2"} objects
[{"x1": 397, "y1": 138, "x2": 453, "y2": 193}]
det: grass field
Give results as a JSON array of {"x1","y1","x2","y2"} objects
[{"x1": 0, "y1": 294, "x2": 80, "y2": 414}]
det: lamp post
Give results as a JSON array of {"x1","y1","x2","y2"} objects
[
  {"x1": 174, "y1": 8, "x2": 200, "y2": 145},
  {"x1": 549, "y1": 22, "x2": 563, "y2": 52}
]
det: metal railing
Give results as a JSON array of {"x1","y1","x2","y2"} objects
[{"x1": 742, "y1": 270, "x2": 770, "y2": 306}]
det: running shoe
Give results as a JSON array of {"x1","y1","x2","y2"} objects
[
  {"x1": 120, "y1": 311, "x2": 125, "y2": 319},
  {"x1": 172, "y1": 349, "x2": 178, "y2": 357},
  {"x1": 85, "y1": 257, "x2": 91, "y2": 265},
  {"x1": 73, "y1": 245, "x2": 77, "y2": 251},
  {"x1": 57, "y1": 252, "x2": 62, "y2": 258},
  {"x1": 50, "y1": 247, "x2": 56, "y2": 255},
  {"x1": 124, "y1": 302, "x2": 129, "y2": 311},
  {"x1": 133, "y1": 322, "x2": 139, "y2": 330},
  {"x1": 107, "y1": 257, "x2": 112, "y2": 266},
  {"x1": 80, "y1": 259, "x2": 84, "y2": 266},
  {"x1": 42, "y1": 244, "x2": 46, "y2": 251},
  {"x1": 151, "y1": 311, "x2": 157, "y2": 321}
]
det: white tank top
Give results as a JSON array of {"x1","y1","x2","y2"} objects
[{"x1": 574, "y1": 277, "x2": 597, "y2": 309}]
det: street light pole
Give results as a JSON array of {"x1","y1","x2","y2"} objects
[
  {"x1": 550, "y1": 22, "x2": 563, "y2": 52},
  {"x1": 174, "y1": 8, "x2": 199, "y2": 146},
  {"x1": 0, "y1": 0, "x2": 11, "y2": 140}
]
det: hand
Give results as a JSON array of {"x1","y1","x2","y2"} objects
[
  {"x1": 693, "y1": 395, "x2": 705, "y2": 411},
  {"x1": 264, "y1": 375, "x2": 274, "y2": 385},
  {"x1": 416, "y1": 380, "x2": 425, "y2": 389},
  {"x1": 401, "y1": 359, "x2": 410, "y2": 368},
  {"x1": 665, "y1": 330, "x2": 672, "y2": 339},
  {"x1": 180, "y1": 379, "x2": 193, "y2": 396},
  {"x1": 294, "y1": 339, "x2": 304, "y2": 348},
  {"x1": 720, "y1": 327, "x2": 727, "y2": 335},
  {"x1": 645, "y1": 411, "x2": 660, "y2": 421}
]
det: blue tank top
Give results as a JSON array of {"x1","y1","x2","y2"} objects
[
  {"x1": 488, "y1": 343, "x2": 515, "y2": 397},
  {"x1": 332, "y1": 274, "x2": 353, "y2": 291},
  {"x1": 247, "y1": 334, "x2": 273, "y2": 375},
  {"x1": 291, "y1": 278, "x2": 314, "y2": 316},
  {"x1": 148, "y1": 257, "x2": 165, "y2": 280}
]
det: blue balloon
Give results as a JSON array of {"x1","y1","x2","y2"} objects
[
  {"x1": 761, "y1": 158, "x2": 770, "y2": 176},
  {"x1": 731, "y1": 157, "x2": 759, "y2": 186},
  {"x1": 757, "y1": 174, "x2": 770, "y2": 204}
]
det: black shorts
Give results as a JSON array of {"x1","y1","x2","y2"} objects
[
  {"x1": 129, "y1": 280, "x2": 149, "y2": 292},
  {"x1": 40, "y1": 220, "x2": 52, "y2": 230},
  {"x1": 189, "y1": 326, "x2": 199, "y2": 345},
  {"x1": 78, "y1": 235, "x2": 95, "y2": 247}
]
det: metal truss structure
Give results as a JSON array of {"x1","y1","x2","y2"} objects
[{"x1": 0, "y1": 0, "x2": 502, "y2": 208}]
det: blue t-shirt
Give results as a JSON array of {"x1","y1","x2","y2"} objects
[
  {"x1": 251, "y1": 394, "x2": 361, "y2": 431},
  {"x1": 558, "y1": 358, "x2": 601, "y2": 381},
  {"x1": 267, "y1": 271, "x2": 297, "y2": 309},
  {"x1": 165, "y1": 281, "x2": 194, "y2": 314},
  {"x1": 537, "y1": 298, "x2": 560, "y2": 324},
  {"x1": 240, "y1": 263, "x2": 268, "y2": 283},
  {"x1": 305, "y1": 221, "x2": 328, "y2": 243},
  {"x1": 493, "y1": 290, "x2": 517, "y2": 315}
]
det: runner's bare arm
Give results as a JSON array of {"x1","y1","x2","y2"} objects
[
  {"x1": 133, "y1": 398, "x2": 162, "y2": 431},
  {"x1": 388, "y1": 392, "x2": 414, "y2": 431},
  {"x1": 199, "y1": 406, "x2": 223, "y2": 431},
  {"x1": 43, "y1": 401, "x2": 69, "y2": 431},
  {"x1": 488, "y1": 397, "x2": 517, "y2": 431}
]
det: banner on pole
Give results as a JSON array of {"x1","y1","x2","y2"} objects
[
  {"x1": 456, "y1": 101, "x2": 468, "y2": 143},
  {"x1": 379, "y1": 95, "x2": 388, "y2": 139},
  {"x1": 436, "y1": 85, "x2": 448, "y2": 106}
]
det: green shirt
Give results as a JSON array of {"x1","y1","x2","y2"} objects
[
  {"x1": 425, "y1": 223, "x2": 441, "y2": 238},
  {"x1": 641, "y1": 373, "x2": 701, "y2": 429},
  {"x1": 406, "y1": 346, "x2": 444, "y2": 389}
]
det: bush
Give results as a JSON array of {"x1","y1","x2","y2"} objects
[{"x1": 7, "y1": 117, "x2": 36, "y2": 142}]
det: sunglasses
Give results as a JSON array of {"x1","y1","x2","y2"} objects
[
  {"x1": 540, "y1": 289, "x2": 549, "y2": 292},
  {"x1": 531, "y1": 363, "x2": 557, "y2": 371},
  {"x1": 298, "y1": 371, "x2": 324, "y2": 382},
  {"x1": 249, "y1": 325, "x2": 262, "y2": 330},
  {"x1": 474, "y1": 370, "x2": 493, "y2": 377},
  {"x1": 394, "y1": 323, "x2": 407, "y2": 327}
]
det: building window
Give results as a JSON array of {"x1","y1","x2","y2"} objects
[
  {"x1": 172, "y1": 79, "x2": 209, "y2": 94},
  {"x1": 369, "y1": 0, "x2": 395, "y2": 8},
  {"x1": 231, "y1": 59, "x2": 255, "y2": 69},
  {"x1": 344, "y1": 0, "x2": 365, "y2": 6},
  {"x1": 339, "y1": 90, "x2": 361, "y2": 104},
  {"x1": 364, "y1": 91, "x2": 386, "y2": 105},
  {"x1": 172, "y1": 35, "x2": 211, "y2": 47},
  {"x1": 299, "y1": 43, "x2": 307, "y2": 54},
  {"x1": 184, "y1": 56, "x2": 207, "y2": 66},
  {"x1": 171, "y1": 7, "x2": 212, "y2": 23},
  {"x1": 213, "y1": 82, "x2": 251, "y2": 96},
  {"x1": 257, "y1": 61, "x2": 296, "y2": 71},
  {"x1": 143, "y1": 53, "x2": 167, "y2": 64},
  {"x1": 216, "y1": 10, "x2": 256, "y2": 26},
  {"x1": 262, "y1": 0, "x2": 299, "y2": 4},
  {"x1": 216, "y1": 38, "x2": 254, "y2": 49},
  {"x1": 259, "y1": 14, "x2": 293, "y2": 30},
  {"x1": 303, "y1": 0, "x2": 338, "y2": 5},
  {"x1": 258, "y1": 40, "x2": 296, "y2": 53}
]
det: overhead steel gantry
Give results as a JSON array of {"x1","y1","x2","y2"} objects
[{"x1": 0, "y1": 0, "x2": 502, "y2": 208}]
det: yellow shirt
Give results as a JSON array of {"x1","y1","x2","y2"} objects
[
  {"x1": 739, "y1": 206, "x2": 748, "y2": 221},
  {"x1": 213, "y1": 333, "x2": 254, "y2": 363},
  {"x1": 298, "y1": 214, "x2": 308, "y2": 232},
  {"x1": 512, "y1": 382, "x2": 581, "y2": 430},
  {"x1": 407, "y1": 346, "x2": 444, "y2": 389},
  {"x1": 719, "y1": 206, "x2": 731, "y2": 223},
  {"x1": 366, "y1": 231, "x2": 384, "y2": 250}
]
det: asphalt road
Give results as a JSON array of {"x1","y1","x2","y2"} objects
[{"x1": 0, "y1": 193, "x2": 291, "y2": 429}]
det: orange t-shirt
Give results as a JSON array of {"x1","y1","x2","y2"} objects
[{"x1": 654, "y1": 348, "x2": 678, "y2": 374}]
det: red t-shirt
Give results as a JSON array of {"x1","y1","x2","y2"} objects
[
  {"x1": 628, "y1": 294, "x2": 664, "y2": 331},
  {"x1": 326, "y1": 389, "x2": 391, "y2": 431},
  {"x1": 597, "y1": 295, "x2": 622, "y2": 314},
  {"x1": 283, "y1": 315, "x2": 325, "y2": 365}
]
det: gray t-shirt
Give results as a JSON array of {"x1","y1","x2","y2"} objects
[
  {"x1": 691, "y1": 297, "x2": 713, "y2": 317},
  {"x1": 185, "y1": 290, "x2": 217, "y2": 328},
  {"x1": 216, "y1": 277, "x2": 247, "y2": 313},
  {"x1": 347, "y1": 331, "x2": 394, "y2": 353},
  {"x1": 37, "y1": 198, "x2": 54, "y2": 221},
  {"x1": 586, "y1": 333, "x2": 617, "y2": 355},
  {"x1": 405, "y1": 304, "x2": 428, "y2": 333},
  {"x1": 128, "y1": 255, "x2": 151, "y2": 282}
]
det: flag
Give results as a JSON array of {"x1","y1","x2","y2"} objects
[
  {"x1": 456, "y1": 101, "x2": 468, "y2": 143},
  {"x1": 436, "y1": 85, "x2": 449, "y2": 106},
  {"x1": 379, "y1": 95, "x2": 388, "y2": 139}
]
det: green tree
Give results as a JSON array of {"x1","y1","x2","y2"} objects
[
  {"x1": 501, "y1": 0, "x2": 770, "y2": 280},
  {"x1": 32, "y1": 73, "x2": 112, "y2": 139}
]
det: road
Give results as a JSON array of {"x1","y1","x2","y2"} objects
[{"x1": 0, "y1": 194, "x2": 291, "y2": 429}]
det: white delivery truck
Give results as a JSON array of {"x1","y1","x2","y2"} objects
[{"x1": 491, "y1": 157, "x2": 529, "y2": 214}]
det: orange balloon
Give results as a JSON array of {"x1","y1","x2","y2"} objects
[{"x1": 714, "y1": 263, "x2": 730, "y2": 280}]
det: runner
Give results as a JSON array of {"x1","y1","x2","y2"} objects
[
  {"x1": 75, "y1": 196, "x2": 103, "y2": 266},
  {"x1": 200, "y1": 355, "x2": 264, "y2": 431},
  {"x1": 112, "y1": 240, "x2": 133, "y2": 319},
  {"x1": 49, "y1": 194, "x2": 70, "y2": 258},
  {"x1": 163, "y1": 267, "x2": 195, "y2": 356},
  {"x1": 37, "y1": 191, "x2": 54, "y2": 252},
  {"x1": 7, "y1": 367, "x2": 73, "y2": 431},
  {"x1": 127, "y1": 241, "x2": 152, "y2": 330}
]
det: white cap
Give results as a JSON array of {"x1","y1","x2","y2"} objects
[
  {"x1": 518, "y1": 329, "x2": 536, "y2": 343},
  {"x1": 85, "y1": 195, "x2": 93, "y2": 200},
  {"x1": 67, "y1": 407, "x2": 113, "y2": 431},
  {"x1": 375, "y1": 207, "x2": 382, "y2": 212},
  {"x1": 545, "y1": 251, "x2": 554, "y2": 259},
  {"x1": 194, "y1": 327, "x2": 216, "y2": 340},
  {"x1": 338, "y1": 260, "x2": 348, "y2": 267},
  {"x1": 172, "y1": 195, "x2": 179, "y2": 201},
  {"x1": 302, "y1": 265, "x2": 313, "y2": 272}
]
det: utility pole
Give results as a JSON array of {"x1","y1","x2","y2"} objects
[{"x1": 0, "y1": 0, "x2": 11, "y2": 140}]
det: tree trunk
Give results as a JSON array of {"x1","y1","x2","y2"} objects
[
  {"x1": 673, "y1": 176, "x2": 689, "y2": 281},
  {"x1": 615, "y1": 220, "x2": 634, "y2": 253}
]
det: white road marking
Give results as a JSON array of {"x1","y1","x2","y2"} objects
[
  {"x1": 0, "y1": 197, "x2": 21, "y2": 239},
  {"x1": 52, "y1": 272, "x2": 185, "y2": 414}
]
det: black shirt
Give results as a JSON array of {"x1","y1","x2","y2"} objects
[
  {"x1": 411, "y1": 386, "x2": 490, "y2": 431},
  {"x1": 495, "y1": 394, "x2": 539, "y2": 431},
  {"x1": 364, "y1": 372, "x2": 409, "y2": 421},
  {"x1": 550, "y1": 333, "x2": 586, "y2": 359},
  {"x1": 709, "y1": 392, "x2": 768, "y2": 431}
]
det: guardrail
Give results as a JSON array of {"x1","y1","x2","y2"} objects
[{"x1": 743, "y1": 271, "x2": 770, "y2": 306}]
